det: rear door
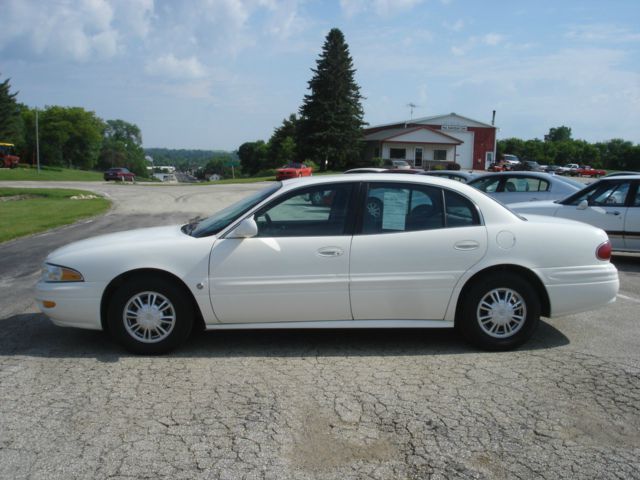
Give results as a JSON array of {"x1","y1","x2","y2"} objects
[{"x1": 350, "y1": 182, "x2": 487, "y2": 320}]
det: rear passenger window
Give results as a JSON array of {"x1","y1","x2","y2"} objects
[
  {"x1": 363, "y1": 184, "x2": 444, "y2": 234},
  {"x1": 444, "y1": 190, "x2": 480, "y2": 227}
]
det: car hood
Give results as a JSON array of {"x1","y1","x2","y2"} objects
[{"x1": 48, "y1": 225, "x2": 189, "y2": 260}]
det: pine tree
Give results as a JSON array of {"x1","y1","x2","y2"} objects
[
  {"x1": 0, "y1": 74, "x2": 21, "y2": 141},
  {"x1": 297, "y1": 28, "x2": 365, "y2": 170}
]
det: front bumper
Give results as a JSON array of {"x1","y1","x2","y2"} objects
[{"x1": 35, "y1": 281, "x2": 105, "y2": 330}]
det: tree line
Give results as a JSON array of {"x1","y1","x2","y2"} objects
[
  {"x1": 498, "y1": 126, "x2": 640, "y2": 171},
  {"x1": 238, "y1": 28, "x2": 365, "y2": 175},
  {"x1": 1, "y1": 74, "x2": 148, "y2": 176},
  {"x1": 145, "y1": 148, "x2": 238, "y2": 179}
]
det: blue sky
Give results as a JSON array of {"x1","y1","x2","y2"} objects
[{"x1": 1, "y1": 0, "x2": 639, "y2": 150}]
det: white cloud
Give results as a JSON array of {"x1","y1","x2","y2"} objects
[
  {"x1": 565, "y1": 24, "x2": 640, "y2": 43},
  {"x1": 482, "y1": 33, "x2": 504, "y2": 46},
  {"x1": 112, "y1": 0, "x2": 154, "y2": 38},
  {"x1": 262, "y1": 0, "x2": 307, "y2": 40},
  {"x1": 145, "y1": 54, "x2": 207, "y2": 80},
  {"x1": 443, "y1": 19, "x2": 465, "y2": 32},
  {"x1": 340, "y1": 0, "x2": 424, "y2": 18},
  {"x1": 450, "y1": 33, "x2": 505, "y2": 56},
  {"x1": 0, "y1": 0, "x2": 156, "y2": 61}
]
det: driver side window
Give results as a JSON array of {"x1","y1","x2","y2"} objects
[
  {"x1": 570, "y1": 182, "x2": 630, "y2": 207},
  {"x1": 254, "y1": 184, "x2": 354, "y2": 237}
]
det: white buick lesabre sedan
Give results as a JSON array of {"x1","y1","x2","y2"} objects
[{"x1": 36, "y1": 174, "x2": 619, "y2": 354}]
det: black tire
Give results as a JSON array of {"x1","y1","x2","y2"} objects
[
  {"x1": 107, "y1": 276, "x2": 194, "y2": 354},
  {"x1": 457, "y1": 272, "x2": 540, "y2": 351}
]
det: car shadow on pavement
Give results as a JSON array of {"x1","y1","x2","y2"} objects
[{"x1": 1, "y1": 313, "x2": 569, "y2": 360}]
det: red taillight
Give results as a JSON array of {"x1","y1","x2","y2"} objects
[{"x1": 596, "y1": 240, "x2": 612, "y2": 261}]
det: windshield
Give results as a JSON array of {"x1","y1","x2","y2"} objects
[
  {"x1": 188, "y1": 183, "x2": 281, "y2": 237},
  {"x1": 0, "y1": 144, "x2": 15, "y2": 155}
]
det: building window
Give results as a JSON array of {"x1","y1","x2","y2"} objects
[
  {"x1": 373, "y1": 147, "x2": 380, "y2": 158},
  {"x1": 390, "y1": 148, "x2": 406, "y2": 159},
  {"x1": 414, "y1": 148, "x2": 423, "y2": 167},
  {"x1": 434, "y1": 150, "x2": 447, "y2": 161}
]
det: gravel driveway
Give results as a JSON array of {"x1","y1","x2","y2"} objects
[{"x1": 1, "y1": 181, "x2": 639, "y2": 480}]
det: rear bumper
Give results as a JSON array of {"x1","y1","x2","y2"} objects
[
  {"x1": 35, "y1": 281, "x2": 104, "y2": 330},
  {"x1": 534, "y1": 264, "x2": 619, "y2": 317}
]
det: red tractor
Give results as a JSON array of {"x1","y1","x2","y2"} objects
[{"x1": 0, "y1": 143, "x2": 19, "y2": 168}]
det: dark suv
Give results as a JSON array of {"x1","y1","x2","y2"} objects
[
  {"x1": 512, "y1": 160, "x2": 543, "y2": 172},
  {"x1": 104, "y1": 167, "x2": 135, "y2": 182}
]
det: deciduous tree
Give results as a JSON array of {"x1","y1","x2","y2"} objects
[{"x1": 100, "y1": 119, "x2": 147, "y2": 175}]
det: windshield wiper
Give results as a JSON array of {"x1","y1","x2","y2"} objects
[{"x1": 183, "y1": 215, "x2": 203, "y2": 236}]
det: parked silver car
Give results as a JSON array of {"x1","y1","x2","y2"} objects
[
  {"x1": 510, "y1": 175, "x2": 640, "y2": 252},
  {"x1": 468, "y1": 172, "x2": 584, "y2": 204}
]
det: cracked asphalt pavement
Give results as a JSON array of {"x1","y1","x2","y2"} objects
[{"x1": 1, "y1": 181, "x2": 639, "y2": 479}]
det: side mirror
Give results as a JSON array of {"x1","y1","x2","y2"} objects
[
  {"x1": 577, "y1": 199, "x2": 589, "y2": 210},
  {"x1": 227, "y1": 217, "x2": 258, "y2": 239}
]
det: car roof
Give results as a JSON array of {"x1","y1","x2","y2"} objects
[
  {"x1": 597, "y1": 174, "x2": 640, "y2": 180},
  {"x1": 275, "y1": 173, "x2": 520, "y2": 225},
  {"x1": 603, "y1": 172, "x2": 640, "y2": 178},
  {"x1": 469, "y1": 171, "x2": 556, "y2": 181}
]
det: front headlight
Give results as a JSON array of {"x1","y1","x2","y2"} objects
[{"x1": 42, "y1": 263, "x2": 84, "y2": 282}]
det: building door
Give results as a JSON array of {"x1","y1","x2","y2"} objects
[{"x1": 414, "y1": 147, "x2": 423, "y2": 168}]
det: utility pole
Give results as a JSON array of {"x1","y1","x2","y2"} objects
[{"x1": 35, "y1": 108, "x2": 40, "y2": 174}]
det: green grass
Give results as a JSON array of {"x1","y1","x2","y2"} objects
[
  {"x1": 0, "y1": 188, "x2": 111, "y2": 243},
  {"x1": 0, "y1": 166, "x2": 104, "y2": 181}
]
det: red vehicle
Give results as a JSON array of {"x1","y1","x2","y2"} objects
[
  {"x1": 104, "y1": 167, "x2": 136, "y2": 182},
  {"x1": 275, "y1": 162, "x2": 313, "y2": 181},
  {"x1": 0, "y1": 143, "x2": 19, "y2": 168},
  {"x1": 578, "y1": 166, "x2": 606, "y2": 178},
  {"x1": 487, "y1": 161, "x2": 509, "y2": 172}
]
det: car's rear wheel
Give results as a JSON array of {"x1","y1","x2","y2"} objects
[
  {"x1": 107, "y1": 276, "x2": 194, "y2": 354},
  {"x1": 458, "y1": 272, "x2": 540, "y2": 350}
]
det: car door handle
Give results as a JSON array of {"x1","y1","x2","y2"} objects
[
  {"x1": 606, "y1": 211, "x2": 621, "y2": 216},
  {"x1": 316, "y1": 247, "x2": 344, "y2": 257},
  {"x1": 454, "y1": 240, "x2": 480, "y2": 251}
]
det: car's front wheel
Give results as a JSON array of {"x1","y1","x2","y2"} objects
[
  {"x1": 458, "y1": 272, "x2": 540, "y2": 350},
  {"x1": 107, "y1": 276, "x2": 194, "y2": 354}
]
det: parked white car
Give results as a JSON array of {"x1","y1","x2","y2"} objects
[
  {"x1": 36, "y1": 174, "x2": 618, "y2": 354},
  {"x1": 510, "y1": 175, "x2": 640, "y2": 252}
]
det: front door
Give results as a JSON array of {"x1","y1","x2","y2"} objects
[
  {"x1": 209, "y1": 183, "x2": 355, "y2": 323},
  {"x1": 624, "y1": 182, "x2": 640, "y2": 251},
  {"x1": 558, "y1": 180, "x2": 631, "y2": 251},
  {"x1": 350, "y1": 182, "x2": 487, "y2": 320}
]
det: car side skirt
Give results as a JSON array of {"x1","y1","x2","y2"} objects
[{"x1": 205, "y1": 319, "x2": 454, "y2": 330}]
